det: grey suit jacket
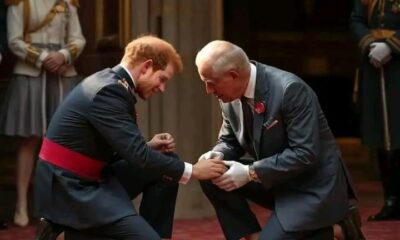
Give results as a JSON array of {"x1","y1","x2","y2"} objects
[{"x1": 213, "y1": 61, "x2": 356, "y2": 231}]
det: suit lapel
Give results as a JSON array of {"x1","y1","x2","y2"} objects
[{"x1": 252, "y1": 62, "x2": 269, "y2": 158}]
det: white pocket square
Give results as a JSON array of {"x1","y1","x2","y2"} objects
[{"x1": 263, "y1": 119, "x2": 279, "y2": 130}]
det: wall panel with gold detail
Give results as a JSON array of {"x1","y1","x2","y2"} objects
[
  {"x1": 75, "y1": 0, "x2": 132, "y2": 76},
  {"x1": 94, "y1": 0, "x2": 132, "y2": 50}
]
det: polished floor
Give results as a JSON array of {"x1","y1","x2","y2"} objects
[{"x1": 0, "y1": 180, "x2": 399, "y2": 240}]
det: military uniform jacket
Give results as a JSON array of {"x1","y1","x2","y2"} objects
[
  {"x1": 350, "y1": 0, "x2": 400, "y2": 149},
  {"x1": 213, "y1": 62, "x2": 356, "y2": 232},
  {"x1": 7, "y1": 0, "x2": 85, "y2": 77},
  {"x1": 34, "y1": 65, "x2": 185, "y2": 229}
]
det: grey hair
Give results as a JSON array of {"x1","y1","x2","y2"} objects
[{"x1": 196, "y1": 40, "x2": 250, "y2": 77}]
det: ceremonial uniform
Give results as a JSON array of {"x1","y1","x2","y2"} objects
[
  {"x1": 34, "y1": 65, "x2": 185, "y2": 239},
  {"x1": 350, "y1": 0, "x2": 400, "y2": 220},
  {"x1": 351, "y1": 0, "x2": 400, "y2": 149},
  {"x1": 0, "y1": 0, "x2": 86, "y2": 136}
]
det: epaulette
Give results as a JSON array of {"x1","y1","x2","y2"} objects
[
  {"x1": 70, "y1": 0, "x2": 79, "y2": 8},
  {"x1": 5, "y1": 0, "x2": 24, "y2": 6}
]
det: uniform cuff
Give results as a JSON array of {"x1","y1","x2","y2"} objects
[
  {"x1": 59, "y1": 49, "x2": 71, "y2": 64},
  {"x1": 387, "y1": 35, "x2": 400, "y2": 55}
]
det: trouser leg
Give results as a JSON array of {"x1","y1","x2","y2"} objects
[
  {"x1": 140, "y1": 181, "x2": 178, "y2": 238},
  {"x1": 369, "y1": 149, "x2": 400, "y2": 220},
  {"x1": 112, "y1": 156, "x2": 179, "y2": 238},
  {"x1": 64, "y1": 215, "x2": 160, "y2": 240},
  {"x1": 259, "y1": 212, "x2": 333, "y2": 240},
  {"x1": 200, "y1": 180, "x2": 272, "y2": 240}
]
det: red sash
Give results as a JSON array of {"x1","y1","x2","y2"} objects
[{"x1": 39, "y1": 137, "x2": 106, "y2": 181}]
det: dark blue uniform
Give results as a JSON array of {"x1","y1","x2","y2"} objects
[
  {"x1": 34, "y1": 65, "x2": 184, "y2": 239},
  {"x1": 350, "y1": 0, "x2": 400, "y2": 220}
]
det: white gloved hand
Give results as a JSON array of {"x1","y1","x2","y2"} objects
[
  {"x1": 369, "y1": 42, "x2": 392, "y2": 62},
  {"x1": 198, "y1": 151, "x2": 224, "y2": 161},
  {"x1": 212, "y1": 160, "x2": 250, "y2": 191}
]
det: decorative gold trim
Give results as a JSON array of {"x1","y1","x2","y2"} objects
[
  {"x1": 5, "y1": 0, "x2": 23, "y2": 6},
  {"x1": 119, "y1": 0, "x2": 132, "y2": 47},
  {"x1": 387, "y1": 37, "x2": 400, "y2": 52},
  {"x1": 211, "y1": 0, "x2": 223, "y2": 39},
  {"x1": 95, "y1": 0, "x2": 132, "y2": 49},
  {"x1": 95, "y1": 0, "x2": 104, "y2": 45},
  {"x1": 389, "y1": 35, "x2": 400, "y2": 46},
  {"x1": 370, "y1": 29, "x2": 395, "y2": 39},
  {"x1": 67, "y1": 43, "x2": 78, "y2": 61},
  {"x1": 359, "y1": 34, "x2": 375, "y2": 51},
  {"x1": 25, "y1": 45, "x2": 41, "y2": 64}
]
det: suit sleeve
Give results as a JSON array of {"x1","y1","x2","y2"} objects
[
  {"x1": 254, "y1": 81, "x2": 321, "y2": 189},
  {"x1": 87, "y1": 84, "x2": 185, "y2": 183},
  {"x1": 213, "y1": 105, "x2": 246, "y2": 160}
]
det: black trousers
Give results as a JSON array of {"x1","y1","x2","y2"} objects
[
  {"x1": 111, "y1": 158, "x2": 179, "y2": 238},
  {"x1": 200, "y1": 180, "x2": 333, "y2": 240}
]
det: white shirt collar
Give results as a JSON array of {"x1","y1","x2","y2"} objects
[
  {"x1": 243, "y1": 63, "x2": 256, "y2": 99},
  {"x1": 120, "y1": 64, "x2": 137, "y2": 88}
]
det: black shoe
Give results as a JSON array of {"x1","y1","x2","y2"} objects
[
  {"x1": 35, "y1": 218, "x2": 63, "y2": 240},
  {"x1": 338, "y1": 205, "x2": 366, "y2": 240},
  {"x1": 368, "y1": 197, "x2": 400, "y2": 221},
  {"x1": 0, "y1": 220, "x2": 7, "y2": 230}
]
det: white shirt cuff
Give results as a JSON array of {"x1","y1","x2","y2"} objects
[{"x1": 179, "y1": 162, "x2": 192, "y2": 184}]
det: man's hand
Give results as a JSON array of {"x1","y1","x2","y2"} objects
[
  {"x1": 212, "y1": 161, "x2": 250, "y2": 191},
  {"x1": 192, "y1": 159, "x2": 227, "y2": 180},
  {"x1": 147, "y1": 133, "x2": 175, "y2": 153},
  {"x1": 370, "y1": 54, "x2": 392, "y2": 68},
  {"x1": 198, "y1": 151, "x2": 224, "y2": 161},
  {"x1": 369, "y1": 42, "x2": 392, "y2": 68},
  {"x1": 56, "y1": 64, "x2": 68, "y2": 76},
  {"x1": 43, "y1": 52, "x2": 66, "y2": 73}
]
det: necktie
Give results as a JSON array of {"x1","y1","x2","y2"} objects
[{"x1": 241, "y1": 96, "x2": 254, "y2": 140}]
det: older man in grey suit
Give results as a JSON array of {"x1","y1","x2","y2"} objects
[{"x1": 196, "y1": 40, "x2": 365, "y2": 240}]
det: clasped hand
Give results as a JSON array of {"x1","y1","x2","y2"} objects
[
  {"x1": 212, "y1": 161, "x2": 250, "y2": 191},
  {"x1": 198, "y1": 151, "x2": 250, "y2": 191},
  {"x1": 43, "y1": 52, "x2": 68, "y2": 75},
  {"x1": 147, "y1": 133, "x2": 175, "y2": 153},
  {"x1": 369, "y1": 42, "x2": 392, "y2": 68}
]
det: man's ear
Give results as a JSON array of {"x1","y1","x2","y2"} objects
[
  {"x1": 141, "y1": 59, "x2": 153, "y2": 74},
  {"x1": 228, "y1": 70, "x2": 239, "y2": 80}
]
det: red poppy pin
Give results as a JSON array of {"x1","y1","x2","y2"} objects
[{"x1": 254, "y1": 101, "x2": 266, "y2": 114}]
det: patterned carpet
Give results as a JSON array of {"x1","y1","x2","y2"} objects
[{"x1": 0, "y1": 181, "x2": 400, "y2": 240}]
